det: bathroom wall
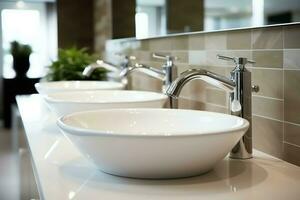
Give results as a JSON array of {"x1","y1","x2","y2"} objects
[
  {"x1": 167, "y1": 0, "x2": 204, "y2": 33},
  {"x1": 94, "y1": 0, "x2": 135, "y2": 57},
  {"x1": 57, "y1": 0, "x2": 94, "y2": 52},
  {"x1": 105, "y1": 23, "x2": 300, "y2": 166},
  {"x1": 94, "y1": 0, "x2": 112, "y2": 56}
]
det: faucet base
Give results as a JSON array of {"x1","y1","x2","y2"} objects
[{"x1": 230, "y1": 138, "x2": 252, "y2": 159}]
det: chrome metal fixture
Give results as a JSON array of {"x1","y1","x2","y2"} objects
[
  {"x1": 166, "y1": 55, "x2": 259, "y2": 159},
  {"x1": 83, "y1": 53, "x2": 178, "y2": 107},
  {"x1": 121, "y1": 53, "x2": 178, "y2": 93},
  {"x1": 82, "y1": 54, "x2": 136, "y2": 77},
  {"x1": 120, "y1": 53, "x2": 178, "y2": 107}
]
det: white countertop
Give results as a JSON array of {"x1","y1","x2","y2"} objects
[{"x1": 17, "y1": 94, "x2": 300, "y2": 200}]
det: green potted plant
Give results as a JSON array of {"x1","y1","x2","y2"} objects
[
  {"x1": 10, "y1": 41, "x2": 32, "y2": 78},
  {"x1": 46, "y1": 47, "x2": 107, "y2": 81}
]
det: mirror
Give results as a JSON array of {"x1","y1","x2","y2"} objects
[{"x1": 135, "y1": 0, "x2": 300, "y2": 39}]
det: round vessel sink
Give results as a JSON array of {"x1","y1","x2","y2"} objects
[
  {"x1": 35, "y1": 81, "x2": 124, "y2": 95},
  {"x1": 44, "y1": 90, "x2": 168, "y2": 116},
  {"x1": 57, "y1": 108, "x2": 249, "y2": 179}
]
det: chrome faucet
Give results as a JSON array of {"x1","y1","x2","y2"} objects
[
  {"x1": 166, "y1": 55, "x2": 258, "y2": 159},
  {"x1": 121, "y1": 53, "x2": 177, "y2": 92},
  {"x1": 83, "y1": 55, "x2": 136, "y2": 77},
  {"x1": 120, "y1": 53, "x2": 178, "y2": 107},
  {"x1": 120, "y1": 62, "x2": 165, "y2": 81}
]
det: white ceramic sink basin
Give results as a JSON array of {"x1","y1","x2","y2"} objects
[
  {"x1": 35, "y1": 81, "x2": 124, "y2": 95},
  {"x1": 44, "y1": 90, "x2": 168, "y2": 116},
  {"x1": 57, "y1": 109, "x2": 249, "y2": 179}
]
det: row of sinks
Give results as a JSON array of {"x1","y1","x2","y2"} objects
[
  {"x1": 35, "y1": 80, "x2": 249, "y2": 179},
  {"x1": 45, "y1": 90, "x2": 167, "y2": 116}
]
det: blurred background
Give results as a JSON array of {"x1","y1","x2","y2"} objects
[
  {"x1": 0, "y1": 0, "x2": 299, "y2": 199},
  {"x1": 0, "y1": 0, "x2": 299, "y2": 81},
  {"x1": 0, "y1": 0, "x2": 299, "y2": 129}
]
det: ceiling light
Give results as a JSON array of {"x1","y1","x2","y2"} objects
[{"x1": 16, "y1": 1, "x2": 25, "y2": 8}]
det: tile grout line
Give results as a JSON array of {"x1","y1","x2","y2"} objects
[
  {"x1": 180, "y1": 49, "x2": 287, "y2": 52},
  {"x1": 253, "y1": 116, "x2": 300, "y2": 128},
  {"x1": 252, "y1": 49, "x2": 284, "y2": 51},
  {"x1": 252, "y1": 95, "x2": 283, "y2": 101},
  {"x1": 253, "y1": 114, "x2": 283, "y2": 123},
  {"x1": 250, "y1": 28, "x2": 253, "y2": 50},
  {"x1": 283, "y1": 49, "x2": 300, "y2": 51},
  {"x1": 187, "y1": 49, "x2": 300, "y2": 53},
  {"x1": 179, "y1": 97, "x2": 228, "y2": 109},
  {"x1": 285, "y1": 121, "x2": 300, "y2": 127},
  {"x1": 233, "y1": 67, "x2": 284, "y2": 70},
  {"x1": 283, "y1": 141, "x2": 300, "y2": 149},
  {"x1": 282, "y1": 26, "x2": 285, "y2": 146},
  {"x1": 283, "y1": 68, "x2": 300, "y2": 71}
]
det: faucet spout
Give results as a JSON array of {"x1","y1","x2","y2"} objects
[
  {"x1": 167, "y1": 55, "x2": 256, "y2": 159},
  {"x1": 166, "y1": 69, "x2": 236, "y2": 98},
  {"x1": 83, "y1": 60, "x2": 119, "y2": 77},
  {"x1": 120, "y1": 63, "x2": 165, "y2": 81},
  {"x1": 82, "y1": 64, "x2": 99, "y2": 77}
]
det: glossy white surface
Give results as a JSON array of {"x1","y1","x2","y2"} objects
[
  {"x1": 44, "y1": 90, "x2": 168, "y2": 116},
  {"x1": 58, "y1": 108, "x2": 248, "y2": 178},
  {"x1": 17, "y1": 95, "x2": 300, "y2": 200},
  {"x1": 35, "y1": 81, "x2": 124, "y2": 95}
]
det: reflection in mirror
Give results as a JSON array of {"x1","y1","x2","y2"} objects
[
  {"x1": 135, "y1": 0, "x2": 300, "y2": 39},
  {"x1": 135, "y1": 0, "x2": 166, "y2": 38}
]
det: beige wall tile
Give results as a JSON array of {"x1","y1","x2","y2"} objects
[
  {"x1": 179, "y1": 99, "x2": 228, "y2": 113},
  {"x1": 149, "y1": 36, "x2": 188, "y2": 51},
  {"x1": 176, "y1": 63, "x2": 190, "y2": 74},
  {"x1": 284, "y1": 24, "x2": 300, "y2": 49},
  {"x1": 178, "y1": 99, "x2": 228, "y2": 114},
  {"x1": 170, "y1": 51, "x2": 189, "y2": 63},
  {"x1": 202, "y1": 103, "x2": 228, "y2": 114},
  {"x1": 170, "y1": 36, "x2": 189, "y2": 50},
  {"x1": 284, "y1": 70, "x2": 300, "y2": 124},
  {"x1": 283, "y1": 49, "x2": 300, "y2": 70},
  {"x1": 252, "y1": 68, "x2": 283, "y2": 99},
  {"x1": 204, "y1": 32, "x2": 227, "y2": 50},
  {"x1": 205, "y1": 88, "x2": 227, "y2": 106},
  {"x1": 252, "y1": 96, "x2": 283, "y2": 120},
  {"x1": 188, "y1": 34, "x2": 205, "y2": 50},
  {"x1": 130, "y1": 73, "x2": 162, "y2": 92},
  {"x1": 178, "y1": 97, "x2": 203, "y2": 110},
  {"x1": 252, "y1": 50, "x2": 283, "y2": 68},
  {"x1": 252, "y1": 27, "x2": 283, "y2": 49},
  {"x1": 253, "y1": 116, "x2": 283, "y2": 159},
  {"x1": 227, "y1": 30, "x2": 251, "y2": 49},
  {"x1": 139, "y1": 39, "x2": 149, "y2": 50},
  {"x1": 283, "y1": 143, "x2": 300, "y2": 166},
  {"x1": 133, "y1": 50, "x2": 151, "y2": 62},
  {"x1": 149, "y1": 38, "x2": 172, "y2": 51},
  {"x1": 284, "y1": 122, "x2": 300, "y2": 147},
  {"x1": 188, "y1": 51, "x2": 206, "y2": 65}
]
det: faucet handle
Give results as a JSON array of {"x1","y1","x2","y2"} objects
[
  {"x1": 217, "y1": 54, "x2": 255, "y2": 65},
  {"x1": 152, "y1": 53, "x2": 177, "y2": 62}
]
